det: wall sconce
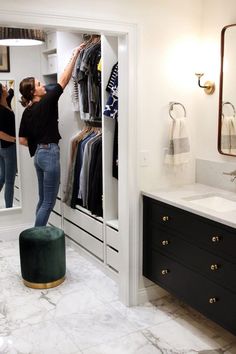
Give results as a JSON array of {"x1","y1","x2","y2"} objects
[
  {"x1": 195, "y1": 73, "x2": 215, "y2": 95},
  {"x1": 0, "y1": 27, "x2": 45, "y2": 46}
]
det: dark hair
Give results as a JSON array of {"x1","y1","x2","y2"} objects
[
  {"x1": 19, "y1": 77, "x2": 35, "y2": 107},
  {"x1": 0, "y1": 83, "x2": 2, "y2": 100}
]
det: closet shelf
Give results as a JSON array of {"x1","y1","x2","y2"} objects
[
  {"x1": 42, "y1": 72, "x2": 57, "y2": 77},
  {"x1": 42, "y1": 48, "x2": 57, "y2": 55},
  {"x1": 75, "y1": 204, "x2": 103, "y2": 222}
]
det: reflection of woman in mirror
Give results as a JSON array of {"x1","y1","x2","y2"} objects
[
  {"x1": 0, "y1": 83, "x2": 17, "y2": 208},
  {"x1": 19, "y1": 44, "x2": 85, "y2": 226}
]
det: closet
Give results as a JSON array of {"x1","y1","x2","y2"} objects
[{"x1": 43, "y1": 31, "x2": 120, "y2": 278}]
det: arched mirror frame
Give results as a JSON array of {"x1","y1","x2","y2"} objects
[{"x1": 218, "y1": 23, "x2": 236, "y2": 156}]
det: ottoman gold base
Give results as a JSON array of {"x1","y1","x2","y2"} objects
[{"x1": 23, "y1": 276, "x2": 65, "y2": 289}]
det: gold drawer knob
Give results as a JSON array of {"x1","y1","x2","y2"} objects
[
  {"x1": 210, "y1": 264, "x2": 219, "y2": 271},
  {"x1": 161, "y1": 269, "x2": 169, "y2": 275},
  {"x1": 162, "y1": 216, "x2": 169, "y2": 222},
  {"x1": 161, "y1": 240, "x2": 169, "y2": 246},
  {"x1": 209, "y1": 297, "x2": 217, "y2": 304},
  {"x1": 211, "y1": 236, "x2": 220, "y2": 243}
]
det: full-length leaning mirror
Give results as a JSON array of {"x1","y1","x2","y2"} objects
[
  {"x1": 0, "y1": 78, "x2": 21, "y2": 209},
  {"x1": 218, "y1": 24, "x2": 236, "y2": 156}
]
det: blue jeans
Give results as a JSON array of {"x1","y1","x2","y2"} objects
[
  {"x1": 0, "y1": 143, "x2": 17, "y2": 208},
  {"x1": 34, "y1": 143, "x2": 60, "y2": 226}
]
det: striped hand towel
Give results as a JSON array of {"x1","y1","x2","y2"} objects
[
  {"x1": 221, "y1": 116, "x2": 236, "y2": 154},
  {"x1": 164, "y1": 117, "x2": 190, "y2": 165}
]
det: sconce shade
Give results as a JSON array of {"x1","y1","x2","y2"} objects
[{"x1": 0, "y1": 27, "x2": 45, "y2": 46}]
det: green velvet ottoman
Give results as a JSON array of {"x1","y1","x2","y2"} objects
[{"x1": 19, "y1": 226, "x2": 66, "y2": 289}]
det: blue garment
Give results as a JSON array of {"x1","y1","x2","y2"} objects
[
  {"x1": 0, "y1": 142, "x2": 17, "y2": 208},
  {"x1": 34, "y1": 143, "x2": 60, "y2": 226},
  {"x1": 104, "y1": 62, "x2": 118, "y2": 119}
]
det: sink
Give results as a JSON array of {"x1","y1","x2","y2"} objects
[{"x1": 183, "y1": 194, "x2": 236, "y2": 212}]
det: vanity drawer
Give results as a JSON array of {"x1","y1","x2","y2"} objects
[
  {"x1": 144, "y1": 196, "x2": 236, "y2": 261},
  {"x1": 147, "y1": 250, "x2": 236, "y2": 334},
  {"x1": 149, "y1": 225, "x2": 236, "y2": 293}
]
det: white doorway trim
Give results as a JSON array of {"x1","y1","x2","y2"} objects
[{"x1": 0, "y1": 9, "x2": 139, "y2": 306}]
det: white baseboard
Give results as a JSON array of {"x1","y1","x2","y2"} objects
[
  {"x1": 137, "y1": 284, "x2": 168, "y2": 304},
  {"x1": 0, "y1": 223, "x2": 32, "y2": 241}
]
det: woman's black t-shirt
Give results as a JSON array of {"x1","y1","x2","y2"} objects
[
  {"x1": 19, "y1": 83, "x2": 63, "y2": 157},
  {"x1": 0, "y1": 105, "x2": 16, "y2": 148}
]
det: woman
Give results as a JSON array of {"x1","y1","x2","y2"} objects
[
  {"x1": 0, "y1": 83, "x2": 17, "y2": 208},
  {"x1": 19, "y1": 44, "x2": 84, "y2": 226}
]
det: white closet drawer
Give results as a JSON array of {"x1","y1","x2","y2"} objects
[
  {"x1": 48, "y1": 53, "x2": 57, "y2": 74},
  {"x1": 46, "y1": 32, "x2": 57, "y2": 51},
  {"x1": 48, "y1": 211, "x2": 62, "y2": 228},
  {"x1": 14, "y1": 174, "x2": 19, "y2": 188},
  {"x1": 106, "y1": 226, "x2": 119, "y2": 251},
  {"x1": 63, "y1": 204, "x2": 103, "y2": 241},
  {"x1": 14, "y1": 187, "x2": 20, "y2": 201},
  {"x1": 106, "y1": 246, "x2": 119, "y2": 272},
  {"x1": 64, "y1": 219, "x2": 103, "y2": 260},
  {"x1": 53, "y1": 198, "x2": 61, "y2": 215},
  {"x1": 14, "y1": 198, "x2": 20, "y2": 207}
]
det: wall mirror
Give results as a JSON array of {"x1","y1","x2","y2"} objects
[
  {"x1": 0, "y1": 78, "x2": 21, "y2": 209},
  {"x1": 218, "y1": 24, "x2": 236, "y2": 156}
]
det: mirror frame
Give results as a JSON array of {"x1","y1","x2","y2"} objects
[
  {"x1": 0, "y1": 78, "x2": 22, "y2": 211},
  {"x1": 218, "y1": 23, "x2": 236, "y2": 156}
]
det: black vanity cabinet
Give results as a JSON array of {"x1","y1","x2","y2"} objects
[{"x1": 143, "y1": 195, "x2": 236, "y2": 335}]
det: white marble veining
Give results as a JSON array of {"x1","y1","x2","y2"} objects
[
  {"x1": 143, "y1": 183, "x2": 236, "y2": 228},
  {"x1": 0, "y1": 237, "x2": 236, "y2": 353}
]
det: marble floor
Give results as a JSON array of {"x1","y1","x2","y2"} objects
[{"x1": 0, "y1": 238, "x2": 236, "y2": 354}]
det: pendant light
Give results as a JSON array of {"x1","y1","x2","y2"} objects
[{"x1": 0, "y1": 27, "x2": 45, "y2": 46}]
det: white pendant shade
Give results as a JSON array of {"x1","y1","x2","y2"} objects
[{"x1": 0, "y1": 27, "x2": 45, "y2": 46}]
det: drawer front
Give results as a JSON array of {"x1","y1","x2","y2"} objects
[
  {"x1": 15, "y1": 174, "x2": 20, "y2": 188},
  {"x1": 14, "y1": 187, "x2": 20, "y2": 201},
  {"x1": 48, "y1": 211, "x2": 62, "y2": 228},
  {"x1": 64, "y1": 219, "x2": 103, "y2": 260},
  {"x1": 150, "y1": 225, "x2": 236, "y2": 293},
  {"x1": 64, "y1": 204, "x2": 103, "y2": 241},
  {"x1": 53, "y1": 198, "x2": 61, "y2": 215},
  {"x1": 106, "y1": 226, "x2": 119, "y2": 251},
  {"x1": 46, "y1": 32, "x2": 57, "y2": 50},
  {"x1": 147, "y1": 250, "x2": 236, "y2": 334},
  {"x1": 144, "y1": 196, "x2": 236, "y2": 261},
  {"x1": 106, "y1": 246, "x2": 119, "y2": 272},
  {"x1": 48, "y1": 54, "x2": 57, "y2": 74}
]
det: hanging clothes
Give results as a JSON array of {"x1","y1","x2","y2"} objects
[
  {"x1": 64, "y1": 126, "x2": 103, "y2": 217},
  {"x1": 104, "y1": 62, "x2": 118, "y2": 120},
  {"x1": 104, "y1": 62, "x2": 119, "y2": 179},
  {"x1": 73, "y1": 36, "x2": 102, "y2": 122},
  {"x1": 63, "y1": 128, "x2": 92, "y2": 206}
]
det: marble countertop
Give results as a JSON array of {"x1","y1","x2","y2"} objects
[{"x1": 142, "y1": 183, "x2": 236, "y2": 229}]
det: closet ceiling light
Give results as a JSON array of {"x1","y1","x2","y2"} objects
[{"x1": 0, "y1": 27, "x2": 45, "y2": 46}]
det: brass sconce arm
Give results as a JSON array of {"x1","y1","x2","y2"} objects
[{"x1": 195, "y1": 73, "x2": 215, "y2": 95}]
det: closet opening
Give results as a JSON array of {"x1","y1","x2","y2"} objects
[{"x1": 3, "y1": 12, "x2": 138, "y2": 306}]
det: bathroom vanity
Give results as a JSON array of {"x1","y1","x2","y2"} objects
[{"x1": 143, "y1": 184, "x2": 236, "y2": 335}]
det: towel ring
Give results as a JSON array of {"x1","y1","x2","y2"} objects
[
  {"x1": 169, "y1": 102, "x2": 186, "y2": 120},
  {"x1": 222, "y1": 101, "x2": 236, "y2": 118}
]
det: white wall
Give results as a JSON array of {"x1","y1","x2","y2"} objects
[{"x1": 0, "y1": 46, "x2": 41, "y2": 229}]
